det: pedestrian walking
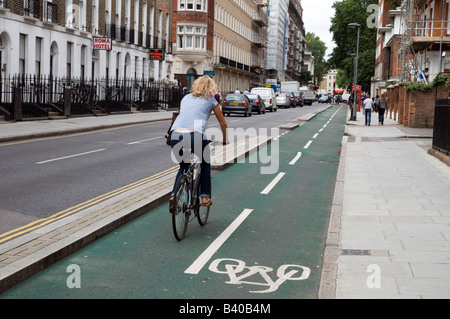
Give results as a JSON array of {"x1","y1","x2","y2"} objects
[
  {"x1": 374, "y1": 95, "x2": 380, "y2": 113},
  {"x1": 378, "y1": 93, "x2": 388, "y2": 125},
  {"x1": 364, "y1": 94, "x2": 373, "y2": 126}
]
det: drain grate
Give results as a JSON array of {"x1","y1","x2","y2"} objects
[{"x1": 341, "y1": 249, "x2": 371, "y2": 256}]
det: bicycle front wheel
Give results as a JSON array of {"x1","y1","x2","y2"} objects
[
  {"x1": 195, "y1": 184, "x2": 210, "y2": 226},
  {"x1": 172, "y1": 175, "x2": 189, "y2": 241}
]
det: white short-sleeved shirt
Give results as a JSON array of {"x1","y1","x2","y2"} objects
[
  {"x1": 364, "y1": 98, "x2": 373, "y2": 109},
  {"x1": 170, "y1": 94, "x2": 218, "y2": 134}
]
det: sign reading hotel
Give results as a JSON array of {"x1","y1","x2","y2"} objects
[
  {"x1": 93, "y1": 37, "x2": 112, "y2": 50},
  {"x1": 149, "y1": 48, "x2": 165, "y2": 61}
]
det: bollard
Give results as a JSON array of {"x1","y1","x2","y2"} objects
[
  {"x1": 64, "y1": 87, "x2": 71, "y2": 117},
  {"x1": 13, "y1": 87, "x2": 22, "y2": 121}
]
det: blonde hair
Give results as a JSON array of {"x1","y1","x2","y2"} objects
[
  {"x1": 380, "y1": 92, "x2": 387, "y2": 103},
  {"x1": 191, "y1": 75, "x2": 218, "y2": 99}
]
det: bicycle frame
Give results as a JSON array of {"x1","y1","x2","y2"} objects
[{"x1": 182, "y1": 153, "x2": 202, "y2": 214}]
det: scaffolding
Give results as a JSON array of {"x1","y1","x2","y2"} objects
[
  {"x1": 398, "y1": 0, "x2": 422, "y2": 82},
  {"x1": 397, "y1": 0, "x2": 449, "y2": 83}
]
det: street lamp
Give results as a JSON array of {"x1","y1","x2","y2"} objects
[{"x1": 348, "y1": 23, "x2": 360, "y2": 121}]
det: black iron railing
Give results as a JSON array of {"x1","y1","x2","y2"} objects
[
  {"x1": 433, "y1": 99, "x2": 450, "y2": 155},
  {"x1": 0, "y1": 75, "x2": 183, "y2": 121}
]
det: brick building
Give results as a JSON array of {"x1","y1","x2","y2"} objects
[
  {"x1": 0, "y1": 0, "x2": 173, "y2": 81},
  {"x1": 171, "y1": 0, "x2": 268, "y2": 93}
]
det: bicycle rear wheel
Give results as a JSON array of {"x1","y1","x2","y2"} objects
[{"x1": 172, "y1": 175, "x2": 189, "y2": 241}]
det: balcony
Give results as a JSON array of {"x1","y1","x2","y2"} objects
[
  {"x1": 212, "y1": 56, "x2": 256, "y2": 74},
  {"x1": 409, "y1": 19, "x2": 450, "y2": 51},
  {"x1": 251, "y1": 34, "x2": 266, "y2": 47},
  {"x1": 252, "y1": 11, "x2": 268, "y2": 27},
  {"x1": 45, "y1": 2, "x2": 58, "y2": 24},
  {"x1": 24, "y1": 0, "x2": 40, "y2": 19}
]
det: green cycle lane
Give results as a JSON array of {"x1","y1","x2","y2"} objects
[{"x1": 1, "y1": 105, "x2": 347, "y2": 300}]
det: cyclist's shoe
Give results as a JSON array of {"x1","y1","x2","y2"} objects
[
  {"x1": 201, "y1": 199, "x2": 213, "y2": 207},
  {"x1": 169, "y1": 196, "x2": 174, "y2": 212}
]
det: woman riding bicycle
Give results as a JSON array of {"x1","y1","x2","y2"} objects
[{"x1": 169, "y1": 75, "x2": 228, "y2": 207}]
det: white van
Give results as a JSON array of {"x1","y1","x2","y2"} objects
[{"x1": 250, "y1": 87, "x2": 277, "y2": 112}]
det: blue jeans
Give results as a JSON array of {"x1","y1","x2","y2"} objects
[
  {"x1": 365, "y1": 109, "x2": 372, "y2": 125},
  {"x1": 170, "y1": 131, "x2": 211, "y2": 198}
]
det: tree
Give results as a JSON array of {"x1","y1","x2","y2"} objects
[
  {"x1": 328, "y1": 0, "x2": 378, "y2": 92},
  {"x1": 305, "y1": 32, "x2": 328, "y2": 87},
  {"x1": 298, "y1": 67, "x2": 312, "y2": 86}
]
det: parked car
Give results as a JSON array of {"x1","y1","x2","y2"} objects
[
  {"x1": 222, "y1": 94, "x2": 252, "y2": 117},
  {"x1": 318, "y1": 96, "x2": 329, "y2": 103},
  {"x1": 245, "y1": 93, "x2": 266, "y2": 114},
  {"x1": 285, "y1": 92, "x2": 297, "y2": 107},
  {"x1": 293, "y1": 92, "x2": 303, "y2": 107},
  {"x1": 277, "y1": 93, "x2": 293, "y2": 108},
  {"x1": 250, "y1": 87, "x2": 277, "y2": 112}
]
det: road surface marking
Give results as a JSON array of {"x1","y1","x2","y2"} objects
[
  {"x1": 312, "y1": 133, "x2": 319, "y2": 139},
  {"x1": 0, "y1": 165, "x2": 179, "y2": 243},
  {"x1": 261, "y1": 172, "x2": 286, "y2": 194},
  {"x1": 303, "y1": 140, "x2": 313, "y2": 149},
  {"x1": 36, "y1": 148, "x2": 106, "y2": 164},
  {"x1": 127, "y1": 136, "x2": 162, "y2": 145},
  {"x1": 289, "y1": 152, "x2": 302, "y2": 165},
  {"x1": 185, "y1": 208, "x2": 254, "y2": 275}
]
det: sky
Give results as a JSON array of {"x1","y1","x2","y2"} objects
[{"x1": 301, "y1": 0, "x2": 337, "y2": 58}]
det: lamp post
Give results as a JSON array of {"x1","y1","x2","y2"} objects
[{"x1": 348, "y1": 23, "x2": 360, "y2": 121}]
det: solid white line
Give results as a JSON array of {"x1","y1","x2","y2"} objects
[
  {"x1": 127, "y1": 136, "x2": 162, "y2": 145},
  {"x1": 304, "y1": 140, "x2": 313, "y2": 149},
  {"x1": 261, "y1": 172, "x2": 286, "y2": 194},
  {"x1": 289, "y1": 152, "x2": 302, "y2": 165},
  {"x1": 184, "y1": 208, "x2": 254, "y2": 275},
  {"x1": 36, "y1": 148, "x2": 106, "y2": 164}
]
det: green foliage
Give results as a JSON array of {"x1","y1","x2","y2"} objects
[
  {"x1": 305, "y1": 32, "x2": 328, "y2": 86},
  {"x1": 328, "y1": 0, "x2": 378, "y2": 91},
  {"x1": 405, "y1": 73, "x2": 450, "y2": 92},
  {"x1": 390, "y1": 0, "x2": 402, "y2": 8},
  {"x1": 298, "y1": 67, "x2": 312, "y2": 85}
]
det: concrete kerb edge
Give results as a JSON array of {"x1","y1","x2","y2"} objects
[{"x1": 318, "y1": 134, "x2": 347, "y2": 299}]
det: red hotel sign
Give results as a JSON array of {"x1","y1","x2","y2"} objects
[
  {"x1": 149, "y1": 48, "x2": 165, "y2": 61},
  {"x1": 93, "y1": 37, "x2": 112, "y2": 50}
]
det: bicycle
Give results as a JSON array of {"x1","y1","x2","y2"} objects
[{"x1": 170, "y1": 152, "x2": 210, "y2": 241}]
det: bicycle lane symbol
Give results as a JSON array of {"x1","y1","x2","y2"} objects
[{"x1": 208, "y1": 258, "x2": 311, "y2": 294}]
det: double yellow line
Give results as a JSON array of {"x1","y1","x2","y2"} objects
[
  {"x1": 0, "y1": 165, "x2": 178, "y2": 244},
  {"x1": 0, "y1": 138, "x2": 236, "y2": 244}
]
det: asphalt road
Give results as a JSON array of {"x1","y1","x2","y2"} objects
[
  {"x1": 0, "y1": 104, "x2": 324, "y2": 237},
  {"x1": 0, "y1": 104, "x2": 347, "y2": 300}
]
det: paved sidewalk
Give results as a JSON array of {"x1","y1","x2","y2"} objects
[{"x1": 321, "y1": 109, "x2": 450, "y2": 299}]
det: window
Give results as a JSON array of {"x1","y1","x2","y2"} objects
[
  {"x1": 35, "y1": 37, "x2": 42, "y2": 77},
  {"x1": 179, "y1": 0, "x2": 206, "y2": 11},
  {"x1": 19, "y1": 34, "x2": 27, "y2": 75},
  {"x1": 177, "y1": 24, "x2": 207, "y2": 50}
]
